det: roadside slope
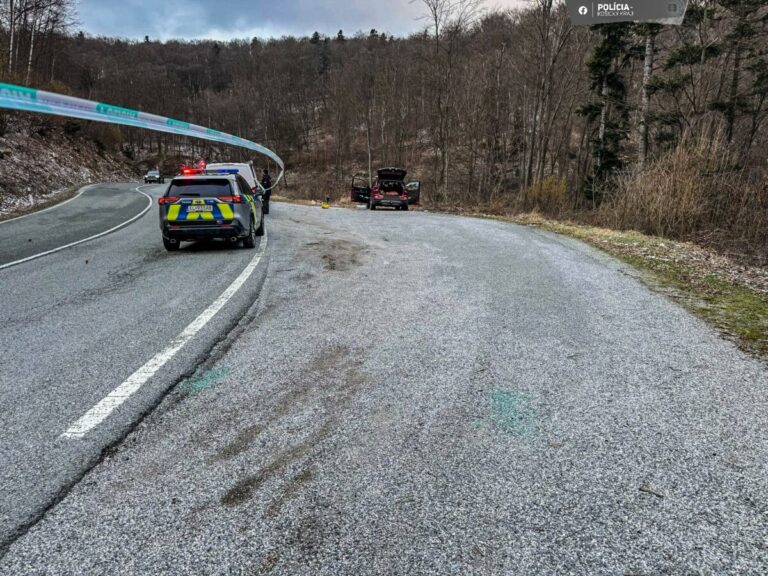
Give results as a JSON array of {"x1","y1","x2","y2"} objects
[{"x1": 0, "y1": 116, "x2": 135, "y2": 219}]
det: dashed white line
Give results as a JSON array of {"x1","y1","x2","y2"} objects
[
  {"x1": 60, "y1": 230, "x2": 268, "y2": 439},
  {"x1": 0, "y1": 185, "x2": 154, "y2": 272}
]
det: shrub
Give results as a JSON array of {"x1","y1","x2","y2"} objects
[
  {"x1": 598, "y1": 135, "x2": 767, "y2": 259},
  {"x1": 526, "y1": 176, "x2": 569, "y2": 215},
  {"x1": 63, "y1": 120, "x2": 82, "y2": 136},
  {"x1": 87, "y1": 124, "x2": 124, "y2": 153}
]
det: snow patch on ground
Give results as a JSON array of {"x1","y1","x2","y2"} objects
[{"x1": 0, "y1": 117, "x2": 136, "y2": 217}]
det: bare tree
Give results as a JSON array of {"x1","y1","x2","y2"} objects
[{"x1": 418, "y1": 0, "x2": 481, "y2": 203}]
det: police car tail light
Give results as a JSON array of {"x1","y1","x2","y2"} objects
[
  {"x1": 158, "y1": 196, "x2": 179, "y2": 205},
  {"x1": 182, "y1": 168, "x2": 203, "y2": 175},
  {"x1": 217, "y1": 195, "x2": 242, "y2": 204}
]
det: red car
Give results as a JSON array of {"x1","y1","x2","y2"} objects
[
  {"x1": 369, "y1": 167, "x2": 409, "y2": 211},
  {"x1": 350, "y1": 174, "x2": 371, "y2": 203}
]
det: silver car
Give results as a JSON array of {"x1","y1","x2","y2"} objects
[
  {"x1": 158, "y1": 170, "x2": 264, "y2": 251},
  {"x1": 144, "y1": 170, "x2": 164, "y2": 184}
]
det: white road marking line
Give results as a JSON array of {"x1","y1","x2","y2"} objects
[
  {"x1": 0, "y1": 184, "x2": 92, "y2": 226},
  {"x1": 0, "y1": 185, "x2": 153, "y2": 271},
  {"x1": 60, "y1": 230, "x2": 268, "y2": 439}
]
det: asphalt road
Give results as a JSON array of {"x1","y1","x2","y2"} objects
[
  {"x1": 0, "y1": 184, "x2": 151, "y2": 267},
  {"x1": 0, "y1": 183, "x2": 268, "y2": 553},
  {"x1": 1, "y1": 191, "x2": 766, "y2": 574}
]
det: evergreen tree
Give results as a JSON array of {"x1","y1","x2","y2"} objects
[
  {"x1": 634, "y1": 23, "x2": 662, "y2": 168},
  {"x1": 581, "y1": 23, "x2": 633, "y2": 198},
  {"x1": 709, "y1": 0, "x2": 764, "y2": 143},
  {"x1": 650, "y1": 2, "x2": 721, "y2": 148}
]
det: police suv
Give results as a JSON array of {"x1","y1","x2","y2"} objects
[{"x1": 158, "y1": 168, "x2": 264, "y2": 251}]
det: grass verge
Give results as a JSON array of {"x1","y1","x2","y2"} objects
[
  {"x1": 271, "y1": 194, "x2": 317, "y2": 207},
  {"x1": 486, "y1": 212, "x2": 768, "y2": 362}
]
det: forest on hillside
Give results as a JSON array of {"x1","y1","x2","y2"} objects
[{"x1": 0, "y1": 0, "x2": 766, "y2": 259}]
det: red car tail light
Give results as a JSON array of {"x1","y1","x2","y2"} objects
[
  {"x1": 158, "y1": 196, "x2": 179, "y2": 205},
  {"x1": 217, "y1": 195, "x2": 243, "y2": 203}
]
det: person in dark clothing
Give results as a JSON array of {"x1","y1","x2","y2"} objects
[{"x1": 261, "y1": 169, "x2": 272, "y2": 215}]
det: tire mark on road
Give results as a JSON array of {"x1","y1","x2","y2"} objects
[
  {"x1": 0, "y1": 236, "x2": 271, "y2": 559},
  {"x1": 218, "y1": 346, "x2": 367, "y2": 511}
]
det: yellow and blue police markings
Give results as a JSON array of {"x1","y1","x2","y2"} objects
[
  {"x1": 167, "y1": 198, "x2": 236, "y2": 222},
  {"x1": 242, "y1": 195, "x2": 255, "y2": 219},
  {"x1": 244, "y1": 195, "x2": 259, "y2": 219}
]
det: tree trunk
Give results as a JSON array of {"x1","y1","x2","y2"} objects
[
  {"x1": 366, "y1": 113, "x2": 373, "y2": 187},
  {"x1": 26, "y1": 16, "x2": 39, "y2": 85},
  {"x1": 8, "y1": 0, "x2": 15, "y2": 76},
  {"x1": 725, "y1": 39, "x2": 742, "y2": 144},
  {"x1": 638, "y1": 31, "x2": 655, "y2": 169},
  {"x1": 597, "y1": 75, "x2": 609, "y2": 172},
  {"x1": 525, "y1": 80, "x2": 542, "y2": 192}
]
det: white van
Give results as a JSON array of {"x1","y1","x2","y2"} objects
[{"x1": 207, "y1": 162, "x2": 263, "y2": 194}]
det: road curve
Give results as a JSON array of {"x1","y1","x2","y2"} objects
[
  {"x1": 0, "y1": 183, "x2": 268, "y2": 552},
  {"x1": 1, "y1": 198, "x2": 766, "y2": 574},
  {"x1": 0, "y1": 184, "x2": 151, "y2": 268}
]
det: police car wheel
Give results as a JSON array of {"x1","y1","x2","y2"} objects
[
  {"x1": 163, "y1": 237, "x2": 180, "y2": 252},
  {"x1": 242, "y1": 219, "x2": 257, "y2": 249},
  {"x1": 255, "y1": 215, "x2": 265, "y2": 237}
]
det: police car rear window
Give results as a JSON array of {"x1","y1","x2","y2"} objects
[{"x1": 168, "y1": 179, "x2": 233, "y2": 197}]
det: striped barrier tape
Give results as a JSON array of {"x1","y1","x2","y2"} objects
[{"x1": 0, "y1": 82, "x2": 284, "y2": 190}]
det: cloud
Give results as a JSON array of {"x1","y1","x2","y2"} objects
[{"x1": 77, "y1": 0, "x2": 525, "y2": 40}]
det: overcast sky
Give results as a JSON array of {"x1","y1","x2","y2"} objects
[{"x1": 76, "y1": 0, "x2": 524, "y2": 41}]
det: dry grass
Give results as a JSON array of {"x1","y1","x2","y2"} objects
[
  {"x1": 525, "y1": 176, "x2": 569, "y2": 214},
  {"x1": 271, "y1": 194, "x2": 320, "y2": 207},
  {"x1": 597, "y1": 137, "x2": 768, "y2": 263}
]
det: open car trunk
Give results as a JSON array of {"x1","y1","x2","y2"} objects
[{"x1": 377, "y1": 167, "x2": 407, "y2": 182}]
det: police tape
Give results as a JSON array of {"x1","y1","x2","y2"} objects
[{"x1": 0, "y1": 82, "x2": 284, "y2": 190}]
